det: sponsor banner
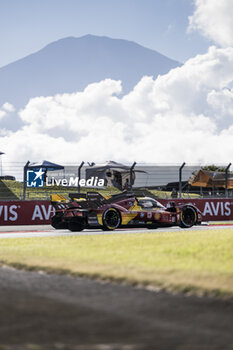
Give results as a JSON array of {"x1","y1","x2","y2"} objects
[
  {"x1": 0, "y1": 201, "x2": 54, "y2": 225},
  {"x1": 0, "y1": 198, "x2": 233, "y2": 226},
  {"x1": 160, "y1": 198, "x2": 233, "y2": 221}
]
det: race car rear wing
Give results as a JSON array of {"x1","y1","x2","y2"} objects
[
  {"x1": 51, "y1": 194, "x2": 67, "y2": 203},
  {"x1": 69, "y1": 191, "x2": 107, "y2": 209},
  {"x1": 69, "y1": 191, "x2": 136, "y2": 207},
  {"x1": 105, "y1": 191, "x2": 136, "y2": 204}
]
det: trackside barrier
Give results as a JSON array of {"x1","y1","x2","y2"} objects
[
  {"x1": 0, "y1": 201, "x2": 55, "y2": 225},
  {"x1": 0, "y1": 199, "x2": 233, "y2": 226}
]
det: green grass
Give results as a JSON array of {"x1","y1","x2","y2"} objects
[{"x1": 0, "y1": 229, "x2": 232, "y2": 298}]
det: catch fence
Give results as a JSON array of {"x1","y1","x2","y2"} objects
[{"x1": 0, "y1": 161, "x2": 233, "y2": 200}]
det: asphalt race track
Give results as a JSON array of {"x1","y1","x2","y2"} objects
[
  {"x1": 0, "y1": 224, "x2": 233, "y2": 349},
  {"x1": 0, "y1": 222, "x2": 233, "y2": 239}
]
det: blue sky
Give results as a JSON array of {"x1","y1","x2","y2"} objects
[{"x1": 0, "y1": 0, "x2": 212, "y2": 67}]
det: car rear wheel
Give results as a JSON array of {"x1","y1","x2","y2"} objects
[
  {"x1": 102, "y1": 208, "x2": 121, "y2": 230},
  {"x1": 180, "y1": 206, "x2": 197, "y2": 228},
  {"x1": 51, "y1": 214, "x2": 68, "y2": 229},
  {"x1": 68, "y1": 221, "x2": 85, "y2": 232}
]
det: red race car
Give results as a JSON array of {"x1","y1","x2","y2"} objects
[{"x1": 51, "y1": 191, "x2": 202, "y2": 232}]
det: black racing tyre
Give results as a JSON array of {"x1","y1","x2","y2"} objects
[
  {"x1": 51, "y1": 215, "x2": 68, "y2": 229},
  {"x1": 102, "y1": 208, "x2": 121, "y2": 231},
  {"x1": 68, "y1": 221, "x2": 85, "y2": 232},
  {"x1": 180, "y1": 206, "x2": 197, "y2": 228}
]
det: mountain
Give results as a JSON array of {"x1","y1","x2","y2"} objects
[{"x1": 0, "y1": 35, "x2": 181, "y2": 127}]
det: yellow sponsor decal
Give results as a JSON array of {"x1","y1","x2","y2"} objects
[
  {"x1": 121, "y1": 212, "x2": 138, "y2": 225},
  {"x1": 129, "y1": 200, "x2": 142, "y2": 211},
  {"x1": 97, "y1": 213, "x2": 103, "y2": 225}
]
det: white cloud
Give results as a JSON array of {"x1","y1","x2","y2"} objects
[
  {"x1": 1, "y1": 46, "x2": 233, "y2": 173},
  {"x1": 0, "y1": 110, "x2": 6, "y2": 120},
  {"x1": 188, "y1": 0, "x2": 233, "y2": 46},
  {"x1": 0, "y1": 102, "x2": 15, "y2": 121},
  {"x1": 207, "y1": 88, "x2": 233, "y2": 126},
  {"x1": 2, "y1": 102, "x2": 15, "y2": 112}
]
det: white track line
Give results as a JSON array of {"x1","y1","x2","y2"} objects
[{"x1": 0, "y1": 224, "x2": 232, "y2": 239}]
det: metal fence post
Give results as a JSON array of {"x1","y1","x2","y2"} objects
[
  {"x1": 78, "y1": 161, "x2": 84, "y2": 193},
  {"x1": 0, "y1": 152, "x2": 5, "y2": 176},
  {"x1": 179, "y1": 162, "x2": 186, "y2": 199},
  {"x1": 225, "y1": 162, "x2": 232, "y2": 198},
  {"x1": 130, "y1": 162, "x2": 136, "y2": 191},
  {"x1": 23, "y1": 161, "x2": 30, "y2": 200}
]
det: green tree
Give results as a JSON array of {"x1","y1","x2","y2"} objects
[{"x1": 201, "y1": 165, "x2": 228, "y2": 172}]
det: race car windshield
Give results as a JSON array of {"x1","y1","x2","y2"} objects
[{"x1": 138, "y1": 198, "x2": 165, "y2": 209}]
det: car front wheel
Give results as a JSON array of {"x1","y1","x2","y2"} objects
[{"x1": 180, "y1": 206, "x2": 197, "y2": 228}]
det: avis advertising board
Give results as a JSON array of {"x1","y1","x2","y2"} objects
[
  {"x1": 0, "y1": 201, "x2": 55, "y2": 225},
  {"x1": 0, "y1": 199, "x2": 233, "y2": 225}
]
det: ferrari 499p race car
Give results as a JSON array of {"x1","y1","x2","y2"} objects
[{"x1": 51, "y1": 191, "x2": 202, "y2": 232}]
